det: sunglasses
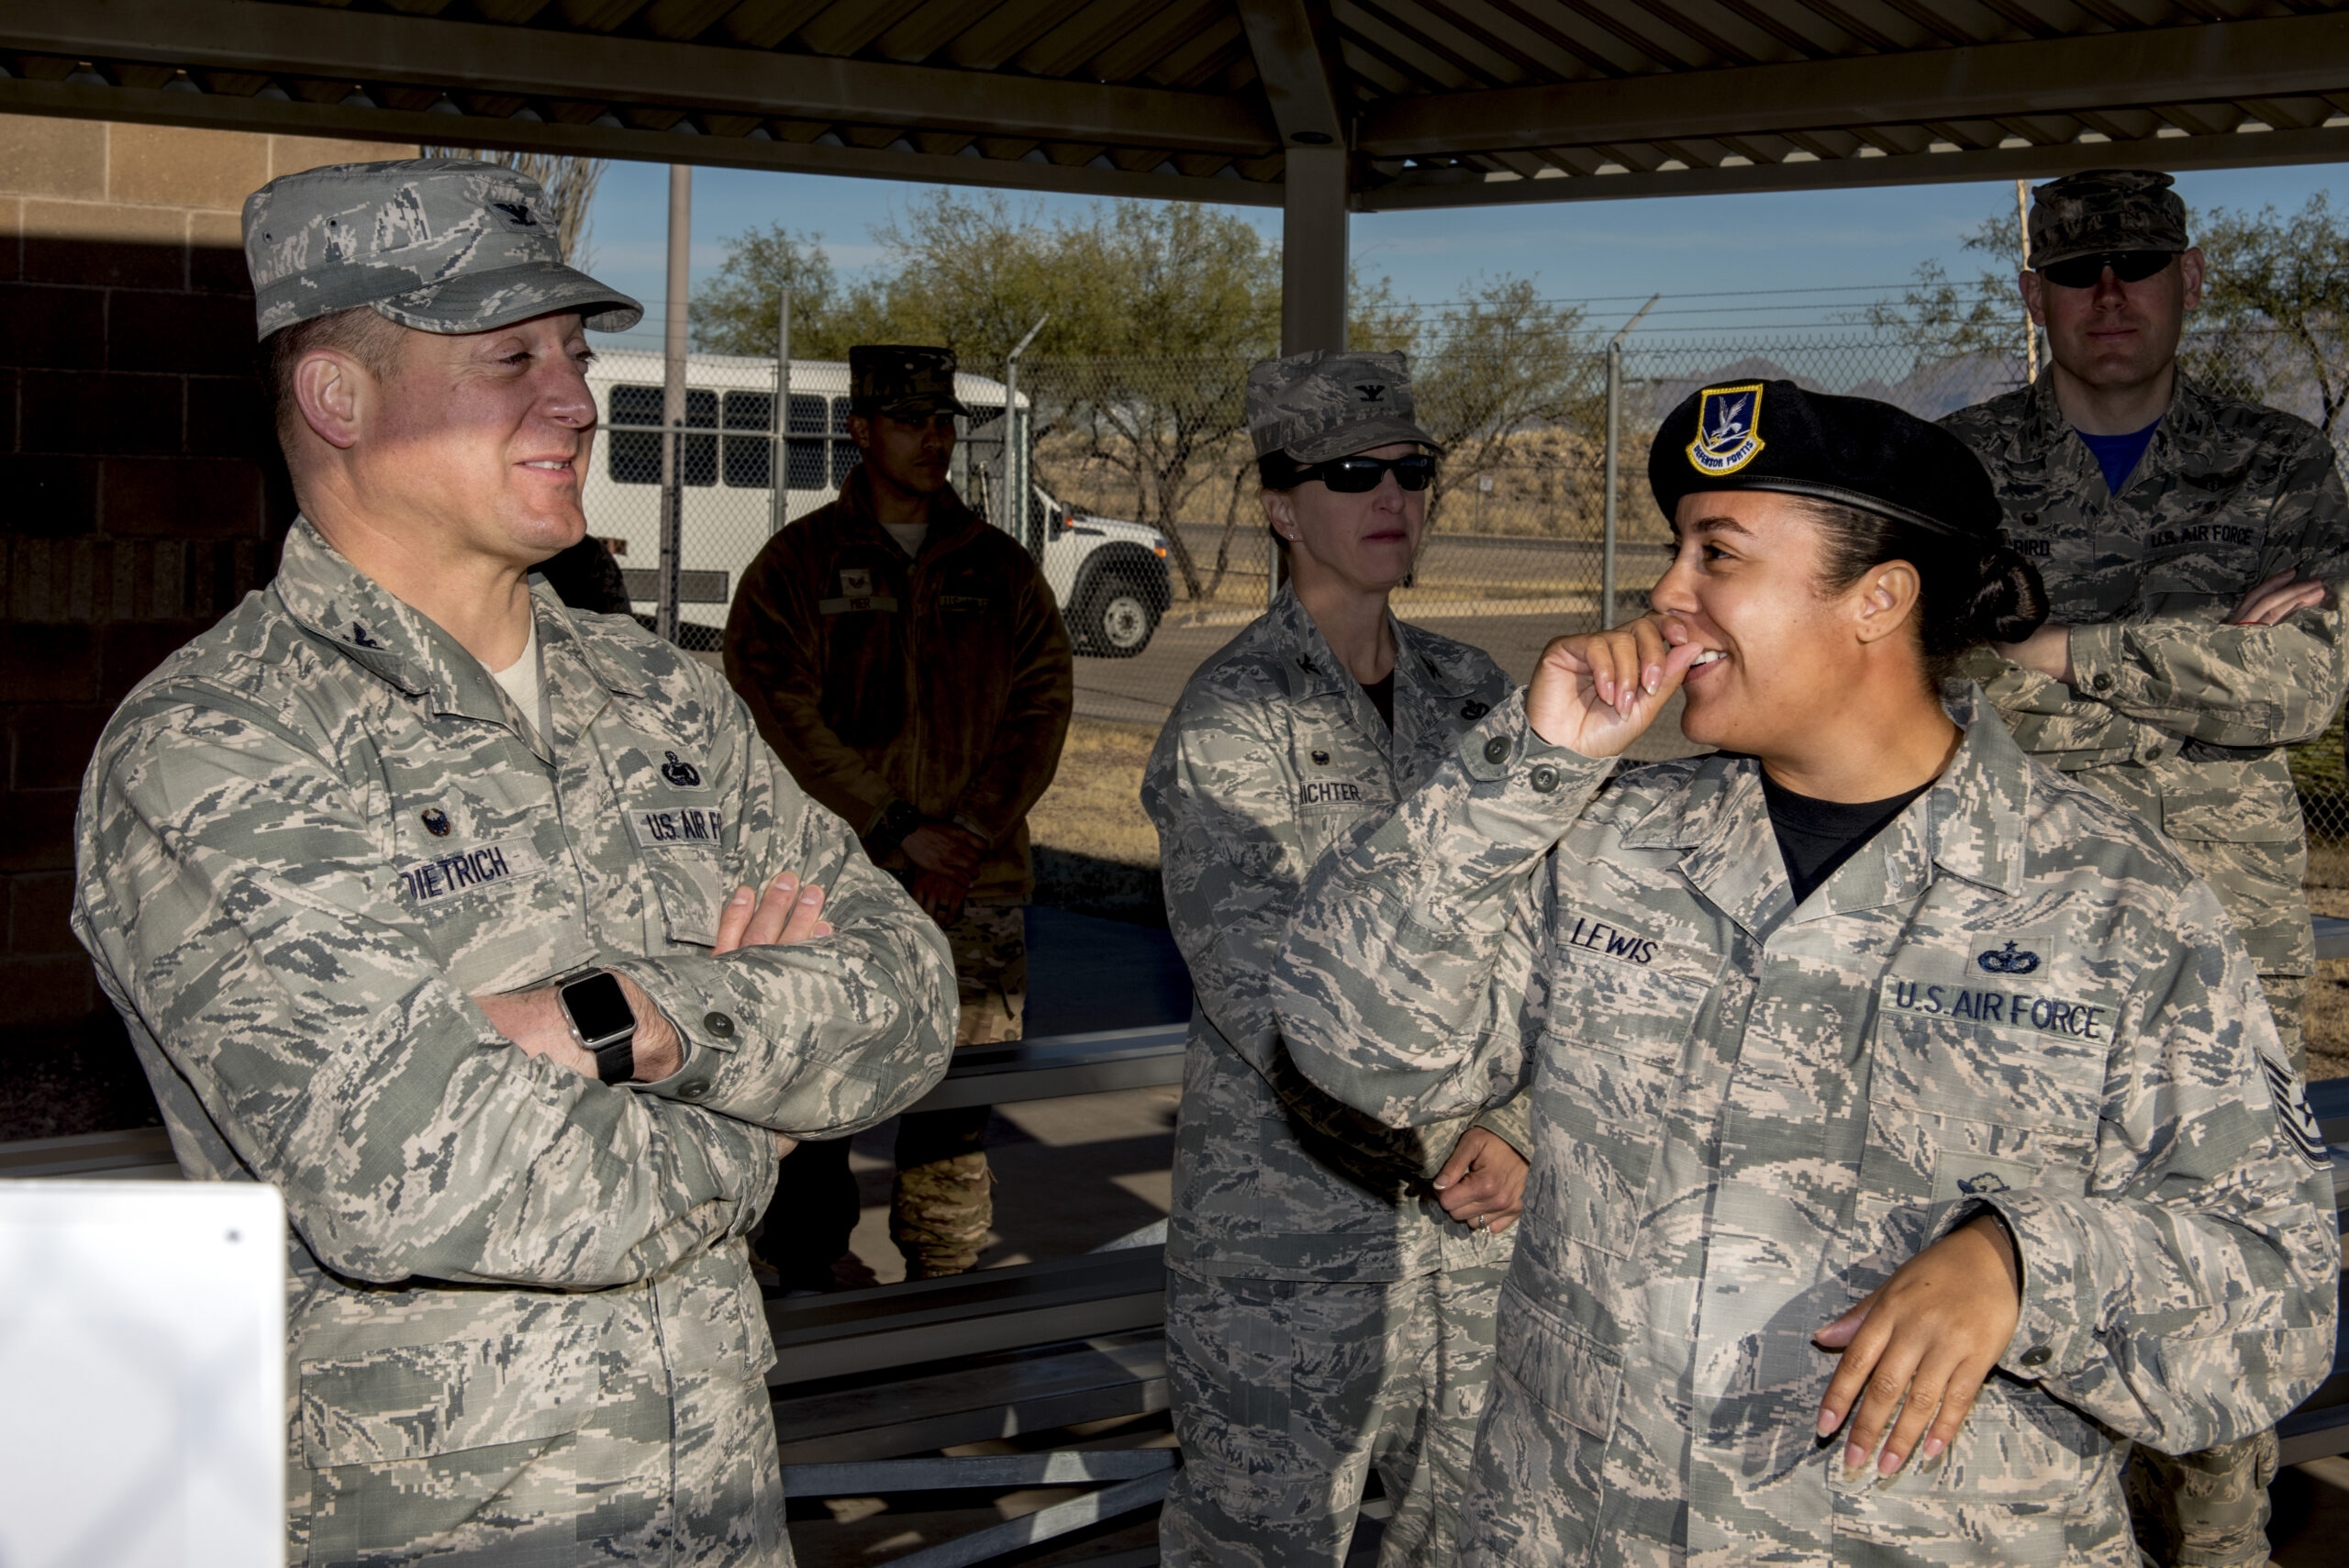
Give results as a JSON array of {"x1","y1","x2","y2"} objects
[
  {"x1": 1300, "y1": 453, "x2": 1439, "y2": 493},
  {"x1": 2035, "y1": 250, "x2": 2177, "y2": 289}
]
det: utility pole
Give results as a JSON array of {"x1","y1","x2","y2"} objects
[
  {"x1": 657, "y1": 163, "x2": 691, "y2": 644},
  {"x1": 1601, "y1": 293, "x2": 1661, "y2": 630}
]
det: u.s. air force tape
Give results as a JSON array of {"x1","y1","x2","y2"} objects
[{"x1": 2260, "y1": 1054, "x2": 2330, "y2": 1170}]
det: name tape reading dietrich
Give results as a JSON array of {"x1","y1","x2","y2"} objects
[{"x1": 397, "y1": 838, "x2": 545, "y2": 903}]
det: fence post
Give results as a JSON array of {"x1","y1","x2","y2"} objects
[
  {"x1": 1601, "y1": 295, "x2": 1661, "y2": 630},
  {"x1": 1602, "y1": 339, "x2": 1620, "y2": 632},
  {"x1": 1003, "y1": 316, "x2": 1048, "y2": 559},
  {"x1": 770, "y1": 288, "x2": 791, "y2": 538},
  {"x1": 657, "y1": 163, "x2": 691, "y2": 645}
]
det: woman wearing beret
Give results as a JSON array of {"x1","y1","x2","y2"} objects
[
  {"x1": 1141, "y1": 350, "x2": 1529, "y2": 1567},
  {"x1": 1269, "y1": 381, "x2": 2338, "y2": 1566}
]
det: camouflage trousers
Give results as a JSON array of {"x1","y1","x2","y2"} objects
[
  {"x1": 295, "y1": 1362, "x2": 788, "y2": 1567},
  {"x1": 760, "y1": 904, "x2": 1024, "y2": 1283},
  {"x1": 2122, "y1": 972, "x2": 2301, "y2": 1568},
  {"x1": 1161, "y1": 1262, "x2": 1508, "y2": 1568}
]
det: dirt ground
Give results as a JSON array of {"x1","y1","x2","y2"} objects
[{"x1": 1030, "y1": 717, "x2": 1165, "y2": 927}]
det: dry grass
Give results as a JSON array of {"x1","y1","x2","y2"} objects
[{"x1": 1030, "y1": 718, "x2": 1165, "y2": 926}]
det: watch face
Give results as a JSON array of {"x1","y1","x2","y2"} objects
[{"x1": 562, "y1": 973, "x2": 635, "y2": 1043}]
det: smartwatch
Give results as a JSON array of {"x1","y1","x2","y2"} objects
[{"x1": 558, "y1": 970, "x2": 637, "y2": 1084}]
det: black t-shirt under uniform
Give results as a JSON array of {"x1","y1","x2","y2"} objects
[{"x1": 1761, "y1": 772, "x2": 1932, "y2": 906}]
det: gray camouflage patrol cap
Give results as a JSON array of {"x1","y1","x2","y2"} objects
[
  {"x1": 2028, "y1": 169, "x2": 2190, "y2": 269},
  {"x1": 241, "y1": 159, "x2": 642, "y2": 339},
  {"x1": 1248, "y1": 350, "x2": 1439, "y2": 464},
  {"x1": 850, "y1": 345, "x2": 973, "y2": 418}
]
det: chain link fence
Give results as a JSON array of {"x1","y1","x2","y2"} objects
[{"x1": 576, "y1": 332, "x2": 2348, "y2": 895}]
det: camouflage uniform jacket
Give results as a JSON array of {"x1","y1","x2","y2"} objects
[
  {"x1": 724, "y1": 465, "x2": 1074, "y2": 905},
  {"x1": 1142, "y1": 586, "x2": 1531, "y2": 1283},
  {"x1": 1273, "y1": 686, "x2": 2338, "y2": 1566},
  {"x1": 72, "y1": 521, "x2": 957, "y2": 1498},
  {"x1": 1942, "y1": 372, "x2": 2349, "y2": 978}
]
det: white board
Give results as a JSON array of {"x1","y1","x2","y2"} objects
[{"x1": 0, "y1": 1181, "x2": 284, "y2": 1568}]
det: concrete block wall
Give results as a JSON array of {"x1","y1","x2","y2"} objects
[{"x1": 0, "y1": 115, "x2": 412, "y2": 1135}]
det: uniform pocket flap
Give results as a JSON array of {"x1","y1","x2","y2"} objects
[
  {"x1": 1495, "y1": 1293, "x2": 1622, "y2": 1442},
  {"x1": 298, "y1": 1337, "x2": 601, "y2": 1469}
]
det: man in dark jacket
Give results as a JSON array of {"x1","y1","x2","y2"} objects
[{"x1": 726, "y1": 345, "x2": 1075, "y2": 1285}]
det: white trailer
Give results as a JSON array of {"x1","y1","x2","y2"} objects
[{"x1": 580, "y1": 349, "x2": 1174, "y2": 657}]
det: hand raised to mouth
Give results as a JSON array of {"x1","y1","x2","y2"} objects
[{"x1": 1525, "y1": 612, "x2": 1709, "y2": 758}]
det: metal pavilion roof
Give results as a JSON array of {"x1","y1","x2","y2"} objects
[{"x1": 2, "y1": 0, "x2": 2346, "y2": 213}]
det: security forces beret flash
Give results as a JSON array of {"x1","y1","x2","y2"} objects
[
  {"x1": 1649, "y1": 379, "x2": 2001, "y2": 541},
  {"x1": 242, "y1": 158, "x2": 641, "y2": 339}
]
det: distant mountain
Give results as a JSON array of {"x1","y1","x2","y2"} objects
[{"x1": 1638, "y1": 348, "x2": 2029, "y2": 423}]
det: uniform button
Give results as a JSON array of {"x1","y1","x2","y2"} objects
[
  {"x1": 1483, "y1": 737, "x2": 1511, "y2": 765},
  {"x1": 2019, "y1": 1345, "x2": 2051, "y2": 1368},
  {"x1": 1529, "y1": 764, "x2": 1560, "y2": 794},
  {"x1": 2090, "y1": 673, "x2": 2114, "y2": 693},
  {"x1": 1310, "y1": 750, "x2": 1329, "y2": 765},
  {"x1": 703, "y1": 1011, "x2": 736, "y2": 1039},
  {"x1": 679, "y1": 1082, "x2": 708, "y2": 1101}
]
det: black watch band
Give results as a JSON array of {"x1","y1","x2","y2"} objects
[{"x1": 589, "y1": 1036, "x2": 636, "y2": 1085}]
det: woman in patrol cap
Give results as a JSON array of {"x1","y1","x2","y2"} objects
[
  {"x1": 1141, "y1": 350, "x2": 1530, "y2": 1567},
  {"x1": 1269, "y1": 380, "x2": 2339, "y2": 1567}
]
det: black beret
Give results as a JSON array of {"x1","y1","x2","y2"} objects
[{"x1": 1648, "y1": 379, "x2": 2001, "y2": 543}]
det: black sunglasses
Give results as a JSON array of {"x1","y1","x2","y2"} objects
[
  {"x1": 1300, "y1": 453, "x2": 1439, "y2": 493},
  {"x1": 2036, "y1": 250, "x2": 2177, "y2": 289}
]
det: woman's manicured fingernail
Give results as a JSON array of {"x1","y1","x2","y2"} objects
[
  {"x1": 1877, "y1": 1448, "x2": 1902, "y2": 1476},
  {"x1": 1842, "y1": 1442, "x2": 1865, "y2": 1471},
  {"x1": 730, "y1": 887, "x2": 752, "y2": 904},
  {"x1": 1816, "y1": 1408, "x2": 1838, "y2": 1438},
  {"x1": 800, "y1": 888, "x2": 822, "y2": 904},
  {"x1": 1920, "y1": 1438, "x2": 1944, "y2": 1462}
]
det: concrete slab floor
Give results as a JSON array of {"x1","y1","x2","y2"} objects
[{"x1": 831, "y1": 1084, "x2": 1181, "y2": 1285}]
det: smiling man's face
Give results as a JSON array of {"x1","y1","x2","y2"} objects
[
  {"x1": 2022, "y1": 249, "x2": 2202, "y2": 395},
  {"x1": 352, "y1": 311, "x2": 599, "y2": 570}
]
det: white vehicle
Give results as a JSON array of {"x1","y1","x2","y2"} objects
[{"x1": 580, "y1": 349, "x2": 1174, "y2": 658}]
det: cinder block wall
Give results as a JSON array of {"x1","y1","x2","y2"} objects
[{"x1": 0, "y1": 115, "x2": 413, "y2": 1136}]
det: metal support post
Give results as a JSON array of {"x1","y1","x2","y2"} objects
[
  {"x1": 657, "y1": 163, "x2": 691, "y2": 644},
  {"x1": 1003, "y1": 315, "x2": 1048, "y2": 556},
  {"x1": 1275, "y1": 144, "x2": 1351, "y2": 603},
  {"x1": 770, "y1": 287, "x2": 791, "y2": 536},
  {"x1": 1601, "y1": 294, "x2": 1659, "y2": 630}
]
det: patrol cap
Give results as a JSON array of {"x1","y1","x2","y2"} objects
[
  {"x1": 242, "y1": 159, "x2": 642, "y2": 340},
  {"x1": 2027, "y1": 169, "x2": 2189, "y2": 268},
  {"x1": 1649, "y1": 379, "x2": 2000, "y2": 541},
  {"x1": 850, "y1": 345, "x2": 973, "y2": 419},
  {"x1": 1248, "y1": 350, "x2": 1440, "y2": 463}
]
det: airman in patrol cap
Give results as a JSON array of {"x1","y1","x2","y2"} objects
[
  {"x1": 1144, "y1": 348, "x2": 1531, "y2": 1567},
  {"x1": 72, "y1": 159, "x2": 959, "y2": 1564},
  {"x1": 1273, "y1": 379, "x2": 2338, "y2": 1567},
  {"x1": 726, "y1": 339, "x2": 1074, "y2": 1290},
  {"x1": 1942, "y1": 167, "x2": 2349, "y2": 1567}
]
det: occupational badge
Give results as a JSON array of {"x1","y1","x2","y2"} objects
[{"x1": 1685, "y1": 383, "x2": 1765, "y2": 476}]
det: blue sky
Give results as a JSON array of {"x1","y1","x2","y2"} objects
[{"x1": 579, "y1": 158, "x2": 2343, "y2": 350}]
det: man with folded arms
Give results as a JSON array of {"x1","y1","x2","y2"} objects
[{"x1": 72, "y1": 159, "x2": 956, "y2": 1564}]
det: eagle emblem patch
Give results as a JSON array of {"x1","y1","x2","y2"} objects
[{"x1": 1686, "y1": 383, "x2": 1765, "y2": 476}]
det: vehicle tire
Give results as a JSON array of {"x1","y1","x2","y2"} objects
[{"x1": 1081, "y1": 579, "x2": 1158, "y2": 658}]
